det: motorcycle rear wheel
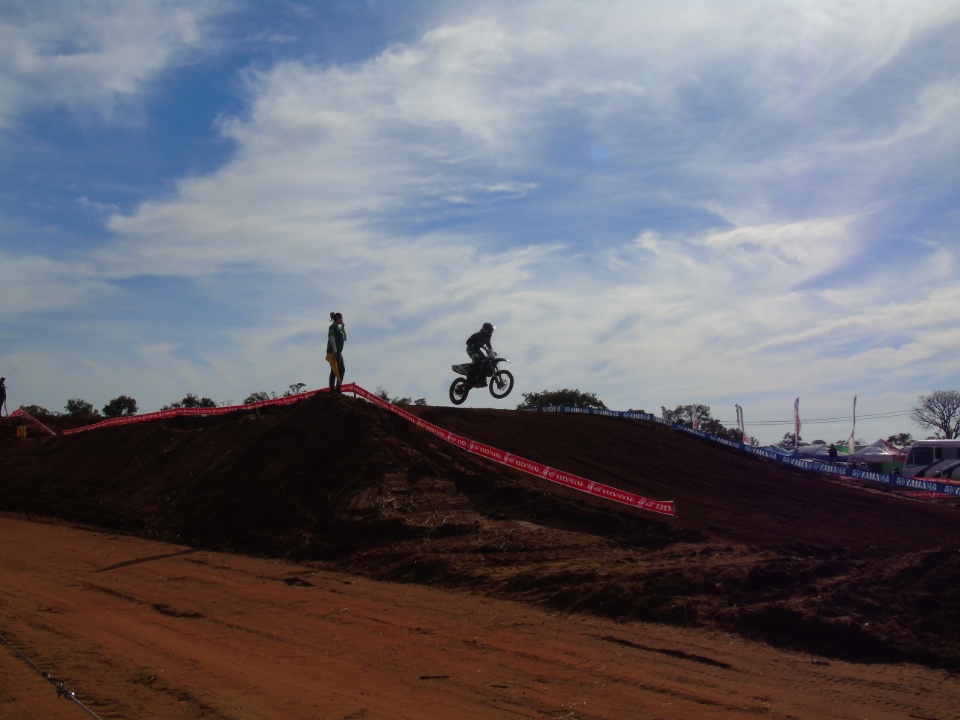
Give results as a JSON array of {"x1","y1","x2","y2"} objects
[
  {"x1": 488, "y1": 370, "x2": 514, "y2": 399},
  {"x1": 449, "y1": 377, "x2": 469, "y2": 405}
]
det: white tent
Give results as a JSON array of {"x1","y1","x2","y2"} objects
[
  {"x1": 793, "y1": 444, "x2": 850, "y2": 462},
  {"x1": 848, "y1": 439, "x2": 905, "y2": 463}
]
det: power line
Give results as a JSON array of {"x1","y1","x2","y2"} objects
[{"x1": 718, "y1": 410, "x2": 913, "y2": 427}]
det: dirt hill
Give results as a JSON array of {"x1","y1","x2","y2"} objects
[{"x1": 3, "y1": 392, "x2": 960, "y2": 668}]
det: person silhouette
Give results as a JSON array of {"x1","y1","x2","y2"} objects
[{"x1": 326, "y1": 313, "x2": 347, "y2": 392}]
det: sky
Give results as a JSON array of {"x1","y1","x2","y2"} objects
[{"x1": 1, "y1": 0, "x2": 958, "y2": 446}]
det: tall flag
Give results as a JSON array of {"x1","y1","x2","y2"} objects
[
  {"x1": 736, "y1": 404, "x2": 749, "y2": 444},
  {"x1": 794, "y1": 397, "x2": 801, "y2": 447},
  {"x1": 848, "y1": 395, "x2": 857, "y2": 451}
]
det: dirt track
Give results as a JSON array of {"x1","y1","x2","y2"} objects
[
  {"x1": 4, "y1": 392, "x2": 960, "y2": 717},
  {"x1": 5, "y1": 517, "x2": 960, "y2": 720}
]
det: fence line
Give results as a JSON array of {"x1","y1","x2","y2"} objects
[{"x1": 0, "y1": 630, "x2": 105, "y2": 720}]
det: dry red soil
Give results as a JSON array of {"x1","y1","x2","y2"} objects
[{"x1": 3, "y1": 392, "x2": 960, "y2": 719}]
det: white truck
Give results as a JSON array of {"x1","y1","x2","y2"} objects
[{"x1": 902, "y1": 439, "x2": 960, "y2": 480}]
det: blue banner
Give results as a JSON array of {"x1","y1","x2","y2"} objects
[{"x1": 535, "y1": 405, "x2": 959, "y2": 497}]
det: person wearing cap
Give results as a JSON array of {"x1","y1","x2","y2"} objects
[
  {"x1": 465, "y1": 322, "x2": 495, "y2": 388},
  {"x1": 326, "y1": 312, "x2": 347, "y2": 392}
]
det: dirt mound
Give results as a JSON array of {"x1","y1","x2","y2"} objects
[{"x1": 3, "y1": 394, "x2": 960, "y2": 668}]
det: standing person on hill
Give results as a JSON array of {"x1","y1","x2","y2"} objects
[
  {"x1": 326, "y1": 312, "x2": 347, "y2": 392},
  {"x1": 0, "y1": 377, "x2": 6, "y2": 416},
  {"x1": 465, "y1": 322, "x2": 495, "y2": 388}
]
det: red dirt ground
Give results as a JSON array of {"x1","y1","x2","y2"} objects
[{"x1": 3, "y1": 392, "x2": 960, "y2": 718}]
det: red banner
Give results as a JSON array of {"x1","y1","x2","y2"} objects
[
  {"x1": 350, "y1": 386, "x2": 677, "y2": 518},
  {"x1": 62, "y1": 390, "x2": 325, "y2": 435},
  {"x1": 10, "y1": 407, "x2": 58, "y2": 436}
]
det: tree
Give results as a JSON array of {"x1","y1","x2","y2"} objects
[
  {"x1": 19, "y1": 404, "x2": 53, "y2": 417},
  {"x1": 103, "y1": 395, "x2": 138, "y2": 418},
  {"x1": 662, "y1": 404, "x2": 742, "y2": 443},
  {"x1": 886, "y1": 432, "x2": 915, "y2": 447},
  {"x1": 162, "y1": 393, "x2": 217, "y2": 410},
  {"x1": 244, "y1": 391, "x2": 275, "y2": 404},
  {"x1": 64, "y1": 398, "x2": 99, "y2": 417},
  {"x1": 777, "y1": 432, "x2": 803, "y2": 450},
  {"x1": 284, "y1": 383, "x2": 307, "y2": 397},
  {"x1": 376, "y1": 387, "x2": 427, "y2": 406},
  {"x1": 911, "y1": 390, "x2": 960, "y2": 439},
  {"x1": 699, "y1": 417, "x2": 743, "y2": 443},
  {"x1": 516, "y1": 389, "x2": 607, "y2": 410},
  {"x1": 662, "y1": 404, "x2": 708, "y2": 426}
]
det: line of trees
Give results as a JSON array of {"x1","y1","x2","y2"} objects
[
  {"x1": 20, "y1": 383, "x2": 314, "y2": 420},
  {"x1": 17, "y1": 386, "x2": 960, "y2": 442},
  {"x1": 517, "y1": 389, "x2": 607, "y2": 410},
  {"x1": 25, "y1": 395, "x2": 140, "y2": 419},
  {"x1": 659, "y1": 404, "x2": 750, "y2": 444},
  {"x1": 513, "y1": 389, "x2": 960, "y2": 445},
  {"x1": 515, "y1": 391, "x2": 749, "y2": 443},
  {"x1": 376, "y1": 387, "x2": 427, "y2": 406}
]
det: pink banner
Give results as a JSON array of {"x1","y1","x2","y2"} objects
[
  {"x1": 62, "y1": 390, "x2": 326, "y2": 435},
  {"x1": 10, "y1": 407, "x2": 58, "y2": 436}
]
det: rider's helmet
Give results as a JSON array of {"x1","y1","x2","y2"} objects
[{"x1": 481, "y1": 322, "x2": 495, "y2": 336}]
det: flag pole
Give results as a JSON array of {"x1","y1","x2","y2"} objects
[
  {"x1": 794, "y1": 397, "x2": 800, "y2": 449},
  {"x1": 848, "y1": 395, "x2": 857, "y2": 451}
]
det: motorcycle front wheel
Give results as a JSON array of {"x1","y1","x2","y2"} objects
[
  {"x1": 449, "y1": 377, "x2": 469, "y2": 405},
  {"x1": 488, "y1": 370, "x2": 514, "y2": 399}
]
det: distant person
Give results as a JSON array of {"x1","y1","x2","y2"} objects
[
  {"x1": 465, "y1": 322, "x2": 495, "y2": 387},
  {"x1": 0, "y1": 377, "x2": 6, "y2": 416},
  {"x1": 326, "y1": 312, "x2": 347, "y2": 392},
  {"x1": 828, "y1": 443, "x2": 838, "y2": 462}
]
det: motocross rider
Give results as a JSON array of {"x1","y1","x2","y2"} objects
[{"x1": 465, "y1": 322, "x2": 496, "y2": 387}]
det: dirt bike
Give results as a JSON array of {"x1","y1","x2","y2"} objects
[{"x1": 449, "y1": 347, "x2": 514, "y2": 405}]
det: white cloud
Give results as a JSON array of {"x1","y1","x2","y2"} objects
[
  {"x1": 0, "y1": 250, "x2": 111, "y2": 318},
  {"x1": 77, "y1": 196, "x2": 119, "y2": 215},
  {"x1": 0, "y1": 0, "x2": 227, "y2": 131},
  {"x1": 2, "y1": 1, "x2": 959, "y2": 444}
]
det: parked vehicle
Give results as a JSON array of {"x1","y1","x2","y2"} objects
[{"x1": 902, "y1": 439, "x2": 960, "y2": 480}]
